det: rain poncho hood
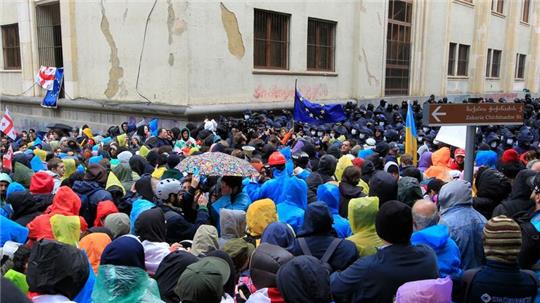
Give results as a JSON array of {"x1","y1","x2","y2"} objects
[
  {"x1": 438, "y1": 179, "x2": 473, "y2": 214},
  {"x1": 219, "y1": 209, "x2": 247, "y2": 241},
  {"x1": 0, "y1": 216, "x2": 28, "y2": 246},
  {"x1": 424, "y1": 147, "x2": 452, "y2": 181},
  {"x1": 298, "y1": 201, "x2": 333, "y2": 237},
  {"x1": 261, "y1": 222, "x2": 296, "y2": 251},
  {"x1": 134, "y1": 208, "x2": 167, "y2": 243},
  {"x1": 246, "y1": 199, "x2": 278, "y2": 239},
  {"x1": 475, "y1": 150, "x2": 498, "y2": 168},
  {"x1": 9, "y1": 190, "x2": 41, "y2": 226},
  {"x1": 155, "y1": 251, "x2": 199, "y2": 303},
  {"x1": 92, "y1": 265, "x2": 163, "y2": 303},
  {"x1": 79, "y1": 233, "x2": 112, "y2": 274},
  {"x1": 100, "y1": 235, "x2": 145, "y2": 269},
  {"x1": 94, "y1": 200, "x2": 118, "y2": 227},
  {"x1": 27, "y1": 239, "x2": 90, "y2": 300},
  {"x1": 46, "y1": 186, "x2": 82, "y2": 216},
  {"x1": 129, "y1": 155, "x2": 154, "y2": 177},
  {"x1": 112, "y1": 163, "x2": 134, "y2": 192},
  {"x1": 129, "y1": 199, "x2": 155, "y2": 233},
  {"x1": 50, "y1": 214, "x2": 81, "y2": 246},
  {"x1": 13, "y1": 162, "x2": 34, "y2": 188},
  {"x1": 397, "y1": 176, "x2": 424, "y2": 207},
  {"x1": 335, "y1": 156, "x2": 353, "y2": 182},
  {"x1": 277, "y1": 255, "x2": 331, "y2": 303},
  {"x1": 418, "y1": 151, "x2": 433, "y2": 172},
  {"x1": 62, "y1": 159, "x2": 76, "y2": 180},
  {"x1": 346, "y1": 197, "x2": 384, "y2": 257},
  {"x1": 104, "y1": 213, "x2": 130, "y2": 239},
  {"x1": 277, "y1": 176, "x2": 307, "y2": 232},
  {"x1": 368, "y1": 171, "x2": 398, "y2": 205},
  {"x1": 317, "y1": 183, "x2": 352, "y2": 238},
  {"x1": 106, "y1": 172, "x2": 126, "y2": 196},
  {"x1": 191, "y1": 224, "x2": 219, "y2": 256}
]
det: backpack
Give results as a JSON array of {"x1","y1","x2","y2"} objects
[{"x1": 298, "y1": 237, "x2": 342, "y2": 272}]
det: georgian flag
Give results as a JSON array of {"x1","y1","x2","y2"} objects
[
  {"x1": 36, "y1": 66, "x2": 57, "y2": 90},
  {"x1": 2, "y1": 145, "x2": 13, "y2": 172},
  {"x1": 0, "y1": 109, "x2": 16, "y2": 140}
]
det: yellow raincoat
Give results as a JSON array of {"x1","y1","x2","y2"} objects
[
  {"x1": 50, "y1": 214, "x2": 81, "y2": 246},
  {"x1": 246, "y1": 199, "x2": 278, "y2": 246},
  {"x1": 151, "y1": 166, "x2": 166, "y2": 180},
  {"x1": 34, "y1": 149, "x2": 48, "y2": 162},
  {"x1": 116, "y1": 133, "x2": 128, "y2": 147},
  {"x1": 335, "y1": 155, "x2": 353, "y2": 182},
  {"x1": 138, "y1": 145, "x2": 150, "y2": 158},
  {"x1": 62, "y1": 158, "x2": 76, "y2": 180},
  {"x1": 347, "y1": 196, "x2": 384, "y2": 257},
  {"x1": 106, "y1": 172, "x2": 126, "y2": 195}
]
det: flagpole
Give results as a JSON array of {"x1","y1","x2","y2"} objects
[{"x1": 292, "y1": 79, "x2": 297, "y2": 137}]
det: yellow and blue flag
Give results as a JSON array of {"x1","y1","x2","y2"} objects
[
  {"x1": 405, "y1": 102, "x2": 418, "y2": 165},
  {"x1": 293, "y1": 89, "x2": 346, "y2": 125}
]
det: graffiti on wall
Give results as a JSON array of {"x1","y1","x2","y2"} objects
[{"x1": 253, "y1": 84, "x2": 329, "y2": 101}]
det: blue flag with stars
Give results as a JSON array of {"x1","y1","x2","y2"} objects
[{"x1": 293, "y1": 89, "x2": 346, "y2": 125}]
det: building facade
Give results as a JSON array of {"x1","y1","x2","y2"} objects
[{"x1": 0, "y1": 0, "x2": 539, "y2": 130}]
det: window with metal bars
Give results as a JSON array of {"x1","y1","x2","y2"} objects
[
  {"x1": 491, "y1": 0, "x2": 504, "y2": 14},
  {"x1": 515, "y1": 53, "x2": 526, "y2": 79},
  {"x1": 448, "y1": 43, "x2": 456, "y2": 76},
  {"x1": 385, "y1": 0, "x2": 412, "y2": 96},
  {"x1": 1, "y1": 24, "x2": 21, "y2": 70},
  {"x1": 253, "y1": 9, "x2": 290, "y2": 69},
  {"x1": 456, "y1": 44, "x2": 469, "y2": 76},
  {"x1": 522, "y1": 0, "x2": 530, "y2": 23},
  {"x1": 486, "y1": 49, "x2": 501, "y2": 78},
  {"x1": 36, "y1": 3, "x2": 63, "y2": 68},
  {"x1": 307, "y1": 18, "x2": 336, "y2": 71}
]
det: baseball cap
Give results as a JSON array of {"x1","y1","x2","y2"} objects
[
  {"x1": 174, "y1": 256, "x2": 231, "y2": 303},
  {"x1": 455, "y1": 148, "x2": 465, "y2": 157}
]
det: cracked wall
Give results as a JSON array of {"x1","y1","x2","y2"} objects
[
  {"x1": 100, "y1": 1, "x2": 124, "y2": 99},
  {"x1": 220, "y1": 3, "x2": 245, "y2": 59}
]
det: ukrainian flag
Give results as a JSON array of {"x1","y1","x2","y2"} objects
[{"x1": 405, "y1": 102, "x2": 418, "y2": 165}]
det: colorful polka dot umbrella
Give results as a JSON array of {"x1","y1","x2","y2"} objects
[{"x1": 178, "y1": 152, "x2": 259, "y2": 177}]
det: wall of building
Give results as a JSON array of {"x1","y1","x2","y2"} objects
[{"x1": 1, "y1": 0, "x2": 539, "y2": 131}]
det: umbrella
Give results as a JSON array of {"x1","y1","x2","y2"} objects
[
  {"x1": 178, "y1": 152, "x2": 259, "y2": 177},
  {"x1": 47, "y1": 123, "x2": 73, "y2": 132}
]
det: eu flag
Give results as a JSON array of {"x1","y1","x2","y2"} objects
[
  {"x1": 41, "y1": 68, "x2": 64, "y2": 109},
  {"x1": 293, "y1": 89, "x2": 346, "y2": 125}
]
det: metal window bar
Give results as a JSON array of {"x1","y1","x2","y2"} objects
[
  {"x1": 385, "y1": 0, "x2": 412, "y2": 96},
  {"x1": 307, "y1": 19, "x2": 336, "y2": 71},
  {"x1": 2, "y1": 24, "x2": 21, "y2": 69},
  {"x1": 36, "y1": 3, "x2": 63, "y2": 68},
  {"x1": 491, "y1": 49, "x2": 501, "y2": 77},
  {"x1": 253, "y1": 9, "x2": 289, "y2": 69},
  {"x1": 457, "y1": 45, "x2": 469, "y2": 76}
]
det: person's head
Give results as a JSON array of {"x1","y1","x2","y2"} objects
[
  {"x1": 454, "y1": 148, "x2": 465, "y2": 165},
  {"x1": 100, "y1": 235, "x2": 145, "y2": 269},
  {"x1": 47, "y1": 158, "x2": 65, "y2": 177},
  {"x1": 426, "y1": 178, "x2": 445, "y2": 203},
  {"x1": 276, "y1": 255, "x2": 331, "y2": 303},
  {"x1": 220, "y1": 176, "x2": 243, "y2": 196},
  {"x1": 376, "y1": 200, "x2": 413, "y2": 245},
  {"x1": 0, "y1": 173, "x2": 12, "y2": 198},
  {"x1": 400, "y1": 154, "x2": 413, "y2": 167},
  {"x1": 384, "y1": 161, "x2": 400, "y2": 180},
  {"x1": 175, "y1": 257, "x2": 231, "y2": 303},
  {"x1": 103, "y1": 213, "x2": 130, "y2": 239},
  {"x1": 158, "y1": 128, "x2": 168, "y2": 139},
  {"x1": 181, "y1": 128, "x2": 190, "y2": 141},
  {"x1": 483, "y1": 216, "x2": 522, "y2": 264},
  {"x1": 250, "y1": 243, "x2": 294, "y2": 290},
  {"x1": 411, "y1": 199, "x2": 439, "y2": 231},
  {"x1": 341, "y1": 140, "x2": 352, "y2": 155},
  {"x1": 156, "y1": 178, "x2": 182, "y2": 205},
  {"x1": 342, "y1": 165, "x2": 362, "y2": 186},
  {"x1": 529, "y1": 173, "x2": 540, "y2": 210},
  {"x1": 223, "y1": 238, "x2": 255, "y2": 273}
]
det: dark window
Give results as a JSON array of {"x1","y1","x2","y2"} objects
[
  {"x1": 1, "y1": 24, "x2": 21, "y2": 70},
  {"x1": 457, "y1": 44, "x2": 469, "y2": 76},
  {"x1": 254, "y1": 9, "x2": 289, "y2": 69},
  {"x1": 515, "y1": 53, "x2": 526, "y2": 79},
  {"x1": 486, "y1": 49, "x2": 492, "y2": 77},
  {"x1": 448, "y1": 43, "x2": 457, "y2": 76},
  {"x1": 522, "y1": 0, "x2": 530, "y2": 23},
  {"x1": 307, "y1": 19, "x2": 336, "y2": 71},
  {"x1": 385, "y1": 0, "x2": 412, "y2": 96},
  {"x1": 492, "y1": 0, "x2": 504, "y2": 14},
  {"x1": 36, "y1": 3, "x2": 63, "y2": 67},
  {"x1": 491, "y1": 49, "x2": 501, "y2": 77}
]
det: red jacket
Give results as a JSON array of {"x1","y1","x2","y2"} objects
[
  {"x1": 27, "y1": 186, "x2": 88, "y2": 243},
  {"x1": 94, "y1": 200, "x2": 118, "y2": 227}
]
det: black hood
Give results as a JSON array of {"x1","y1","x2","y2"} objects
[
  {"x1": 475, "y1": 167, "x2": 511, "y2": 202},
  {"x1": 8, "y1": 191, "x2": 41, "y2": 220},
  {"x1": 129, "y1": 155, "x2": 155, "y2": 176},
  {"x1": 155, "y1": 251, "x2": 199, "y2": 303},
  {"x1": 298, "y1": 202, "x2": 333, "y2": 237},
  {"x1": 509, "y1": 169, "x2": 536, "y2": 200},
  {"x1": 317, "y1": 155, "x2": 337, "y2": 178},
  {"x1": 368, "y1": 171, "x2": 398, "y2": 206}
]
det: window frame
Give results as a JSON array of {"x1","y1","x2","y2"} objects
[
  {"x1": 491, "y1": 0, "x2": 504, "y2": 14},
  {"x1": 448, "y1": 42, "x2": 457, "y2": 76},
  {"x1": 1, "y1": 23, "x2": 21, "y2": 70},
  {"x1": 522, "y1": 0, "x2": 530, "y2": 23},
  {"x1": 490, "y1": 49, "x2": 501, "y2": 78},
  {"x1": 253, "y1": 9, "x2": 290, "y2": 70},
  {"x1": 456, "y1": 44, "x2": 470, "y2": 77},
  {"x1": 485, "y1": 48, "x2": 492, "y2": 77},
  {"x1": 515, "y1": 53, "x2": 526, "y2": 79},
  {"x1": 307, "y1": 18, "x2": 337, "y2": 72}
]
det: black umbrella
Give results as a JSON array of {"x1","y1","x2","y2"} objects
[{"x1": 46, "y1": 123, "x2": 73, "y2": 132}]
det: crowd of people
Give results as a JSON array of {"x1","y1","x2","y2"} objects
[{"x1": 1, "y1": 95, "x2": 540, "y2": 303}]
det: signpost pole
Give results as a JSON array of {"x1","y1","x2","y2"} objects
[{"x1": 464, "y1": 125, "x2": 476, "y2": 183}]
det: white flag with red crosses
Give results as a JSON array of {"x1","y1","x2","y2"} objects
[{"x1": 0, "y1": 108, "x2": 16, "y2": 140}]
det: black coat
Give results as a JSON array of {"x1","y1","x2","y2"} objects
[
  {"x1": 492, "y1": 170, "x2": 536, "y2": 218},
  {"x1": 338, "y1": 182, "x2": 365, "y2": 218},
  {"x1": 306, "y1": 155, "x2": 337, "y2": 203},
  {"x1": 8, "y1": 191, "x2": 42, "y2": 227},
  {"x1": 473, "y1": 167, "x2": 512, "y2": 219}
]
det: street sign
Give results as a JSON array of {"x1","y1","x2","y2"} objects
[{"x1": 423, "y1": 103, "x2": 524, "y2": 126}]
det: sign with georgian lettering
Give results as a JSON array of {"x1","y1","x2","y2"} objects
[{"x1": 423, "y1": 103, "x2": 524, "y2": 126}]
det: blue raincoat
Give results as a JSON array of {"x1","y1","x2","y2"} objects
[
  {"x1": 257, "y1": 168, "x2": 290, "y2": 204},
  {"x1": 277, "y1": 176, "x2": 307, "y2": 232},
  {"x1": 0, "y1": 216, "x2": 28, "y2": 246},
  {"x1": 411, "y1": 224, "x2": 463, "y2": 278},
  {"x1": 317, "y1": 183, "x2": 352, "y2": 238},
  {"x1": 129, "y1": 199, "x2": 155, "y2": 233},
  {"x1": 211, "y1": 191, "x2": 251, "y2": 229},
  {"x1": 73, "y1": 250, "x2": 96, "y2": 303}
]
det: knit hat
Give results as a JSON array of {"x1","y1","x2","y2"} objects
[
  {"x1": 29, "y1": 172, "x2": 54, "y2": 194},
  {"x1": 375, "y1": 200, "x2": 413, "y2": 244},
  {"x1": 497, "y1": 149, "x2": 524, "y2": 179},
  {"x1": 501, "y1": 149, "x2": 520, "y2": 164},
  {"x1": 483, "y1": 215, "x2": 522, "y2": 264}
]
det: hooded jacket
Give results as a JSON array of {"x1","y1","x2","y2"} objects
[
  {"x1": 92, "y1": 265, "x2": 162, "y2": 303},
  {"x1": 277, "y1": 255, "x2": 331, "y2": 303},
  {"x1": 418, "y1": 151, "x2": 432, "y2": 173},
  {"x1": 261, "y1": 222, "x2": 296, "y2": 252},
  {"x1": 438, "y1": 180, "x2": 487, "y2": 270},
  {"x1": 27, "y1": 239, "x2": 90, "y2": 300},
  {"x1": 368, "y1": 171, "x2": 398, "y2": 206},
  {"x1": 218, "y1": 209, "x2": 246, "y2": 248},
  {"x1": 290, "y1": 202, "x2": 358, "y2": 272},
  {"x1": 112, "y1": 163, "x2": 135, "y2": 192},
  {"x1": 473, "y1": 167, "x2": 512, "y2": 219},
  {"x1": 424, "y1": 147, "x2": 452, "y2": 181},
  {"x1": 79, "y1": 233, "x2": 112, "y2": 274},
  {"x1": 317, "y1": 183, "x2": 352, "y2": 238},
  {"x1": 103, "y1": 213, "x2": 130, "y2": 239},
  {"x1": 27, "y1": 187, "x2": 88, "y2": 243},
  {"x1": 94, "y1": 200, "x2": 119, "y2": 227},
  {"x1": 256, "y1": 167, "x2": 290, "y2": 204},
  {"x1": 0, "y1": 216, "x2": 28, "y2": 246},
  {"x1": 129, "y1": 155, "x2": 155, "y2": 177},
  {"x1": 245, "y1": 199, "x2": 278, "y2": 245},
  {"x1": 411, "y1": 224, "x2": 462, "y2": 278},
  {"x1": 190, "y1": 224, "x2": 219, "y2": 257},
  {"x1": 397, "y1": 177, "x2": 423, "y2": 207},
  {"x1": 475, "y1": 150, "x2": 498, "y2": 169},
  {"x1": 154, "y1": 251, "x2": 199, "y2": 303},
  {"x1": 306, "y1": 155, "x2": 337, "y2": 203},
  {"x1": 135, "y1": 208, "x2": 170, "y2": 274},
  {"x1": 72, "y1": 179, "x2": 113, "y2": 227},
  {"x1": 134, "y1": 175, "x2": 156, "y2": 202},
  {"x1": 8, "y1": 191, "x2": 41, "y2": 226},
  {"x1": 346, "y1": 197, "x2": 384, "y2": 257},
  {"x1": 276, "y1": 176, "x2": 307, "y2": 232},
  {"x1": 492, "y1": 169, "x2": 536, "y2": 218},
  {"x1": 50, "y1": 214, "x2": 81, "y2": 246}
]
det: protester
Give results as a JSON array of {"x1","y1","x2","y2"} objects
[
  {"x1": 346, "y1": 196, "x2": 384, "y2": 257},
  {"x1": 277, "y1": 255, "x2": 331, "y2": 303}
]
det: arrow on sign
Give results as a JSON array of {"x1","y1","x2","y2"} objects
[{"x1": 432, "y1": 106, "x2": 447, "y2": 122}]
